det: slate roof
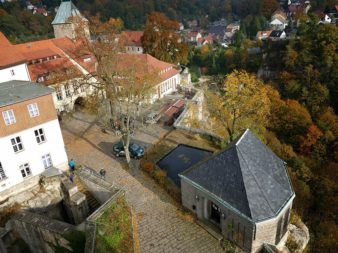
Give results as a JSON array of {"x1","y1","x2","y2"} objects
[
  {"x1": 270, "y1": 30, "x2": 285, "y2": 37},
  {"x1": 52, "y1": 0, "x2": 87, "y2": 25},
  {"x1": 180, "y1": 129, "x2": 294, "y2": 222},
  {"x1": 0, "y1": 81, "x2": 53, "y2": 107}
]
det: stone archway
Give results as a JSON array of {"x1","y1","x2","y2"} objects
[{"x1": 74, "y1": 97, "x2": 86, "y2": 111}]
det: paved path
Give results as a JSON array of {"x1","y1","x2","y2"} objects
[{"x1": 61, "y1": 112, "x2": 224, "y2": 253}]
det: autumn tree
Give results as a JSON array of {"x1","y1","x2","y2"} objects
[
  {"x1": 142, "y1": 12, "x2": 188, "y2": 64},
  {"x1": 260, "y1": 0, "x2": 279, "y2": 18},
  {"x1": 206, "y1": 70, "x2": 270, "y2": 141}
]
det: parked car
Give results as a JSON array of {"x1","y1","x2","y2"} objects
[
  {"x1": 113, "y1": 141, "x2": 144, "y2": 159},
  {"x1": 145, "y1": 112, "x2": 161, "y2": 124}
]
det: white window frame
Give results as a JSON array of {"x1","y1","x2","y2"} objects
[
  {"x1": 42, "y1": 153, "x2": 53, "y2": 169},
  {"x1": 65, "y1": 84, "x2": 71, "y2": 98},
  {"x1": 2, "y1": 110, "x2": 16, "y2": 125},
  {"x1": 0, "y1": 162, "x2": 7, "y2": 181},
  {"x1": 11, "y1": 136, "x2": 24, "y2": 153},
  {"x1": 34, "y1": 128, "x2": 46, "y2": 144},
  {"x1": 56, "y1": 87, "x2": 63, "y2": 101},
  {"x1": 27, "y1": 103, "x2": 39, "y2": 118},
  {"x1": 19, "y1": 163, "x2": 31, "y2": 178}
]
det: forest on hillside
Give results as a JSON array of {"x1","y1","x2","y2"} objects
[{"x1": 0, "y1": 0, "x2": 337, "y2": 42}]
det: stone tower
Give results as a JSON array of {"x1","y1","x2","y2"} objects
[{"x1": 52, "y1": 0, "x2": 90, "y2": 39}]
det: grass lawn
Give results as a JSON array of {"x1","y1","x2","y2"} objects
[{"x1": 95, "y1": 196, "x2": 133, "y2": 253}]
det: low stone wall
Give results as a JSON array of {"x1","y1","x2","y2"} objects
[
  {"x1": 173, "y1": 89, "x2": 224, "y2": 143},
  {"x1": 7, "y1": 211, "x2": 83, "y2": 253}
]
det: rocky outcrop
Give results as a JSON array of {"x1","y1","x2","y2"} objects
[{"x1": 286, "y1": 220, "x2": 310, "y2": 252}]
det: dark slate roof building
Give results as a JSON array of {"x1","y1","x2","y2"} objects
[
  {"x1": 179, "y1": 129, "x2": 295, "y2": 252},
  {"x1": 181, "y1": 129, "x2": 294, "y2": 222}
]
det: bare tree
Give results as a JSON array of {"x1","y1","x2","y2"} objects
[{"x1": 66, "y1": 16, "x2": 159, "y2": 165}]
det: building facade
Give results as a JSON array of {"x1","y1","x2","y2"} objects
[
  {"x1": 180, "y1": 129, "x2": 295, "y2": 253},
  {"x1": 0, "y1": 81, "x2": 68, "y2": 193}
]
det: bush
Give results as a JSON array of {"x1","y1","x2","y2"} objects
[
  {"x1": 141, "y1": 162, "x2": 155, "y2": 173},
  {"x1": 153, "y1": 170, "x2": 167, "y2": 185}
]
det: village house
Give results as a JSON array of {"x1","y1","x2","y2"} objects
[
  {"x1": 224, "y1": 22, "x2": 241, "y2": 44},
  {"x1": 270, "y1": 9, "x2": 288, "y2": 30},
  {"x1": 180, "y1": 129, "x2": 295, "y2": 253},
  {"x1": 51, "y1": 0, "x2": 90, "y2": 40},
  {"x1": 186, "y1": 31, "x2": 202, "y2": 44},
  {"x1": 256, "y1": 30, "x2": 273, "y2": 40},
  {"x1": 33, "y1": 7, "x2": 48, "y2": 16},
  {"x1": 197, "y1": 34, "x2": 213, "y2": 47},
  {"x1": 120, "y1": 31, "x2": 144, "y2": 54},
  {"x1": 287, "y1": 0, "x2": 311, "y2": 21},
  {"x1": 0, "y1": 80, "x2": 68, "y2": 194},
  {"x1": 269, "y1": 30, "x2": 287, "y2": 41}
]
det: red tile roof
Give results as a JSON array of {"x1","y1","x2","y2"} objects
[
  {"x1": 114, "y1": 53, "x2": 179, "y2": 83},
  {"x1": 121, "y1": 31, "x2": 144, "y2": 46},
  {"x1": 0, "y1": 32, "x2": 26, "y2": 69},
  {"x1": 12, "y1": 37, "x2": 83, "y2": 84},
  {"x1": 52, "y1": 37, "x2": 96, "y2": 74},
  {"x1": 14, "y1": 39, "x2": 63, "y2": 61}
]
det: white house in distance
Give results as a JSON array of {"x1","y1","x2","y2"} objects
[
  {"x1": 0, "y1": 80, "x2": 68, "y2": 194},
  {"x1": 270, "y1": 9, "x2": 288, "y2": 30}
]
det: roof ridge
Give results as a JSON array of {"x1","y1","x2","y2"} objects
[
  {"x1": 233, "y1": 148, "x2": 253, "y2": 218},
  {"x1": 236, "y1": 145, "x2": 275, "y2": 215}
]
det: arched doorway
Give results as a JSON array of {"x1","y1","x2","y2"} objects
[{"x1": 74, "y1": 97, "x2": 86, "y2": 111}]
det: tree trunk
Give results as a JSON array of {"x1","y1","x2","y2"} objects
[
  {"x1": 230, "y1": 110, "x2": 237, "y2": 141},
  {"x1": 124, "y1": 114, "x2": 131, "y2": 164}
]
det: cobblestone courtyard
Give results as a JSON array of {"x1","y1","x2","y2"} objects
[{"x1": 61, "y1": 112, "x2": 224, "y2": 253}]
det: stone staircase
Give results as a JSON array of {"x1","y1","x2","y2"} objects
[{"x1": 74, "y1": 178, "x2": 101, "y2": 213}]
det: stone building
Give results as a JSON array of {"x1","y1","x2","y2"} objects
[
  {"x1": 52, "y1": 0, "x2": 90, "y2": 40},
  {"x1": 180, "y1": 129, "x2": 295, "y2": 253}
]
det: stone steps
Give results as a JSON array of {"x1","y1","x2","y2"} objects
[{"x1": 74, "y1": 178, "x2": 101, "y2": 212}]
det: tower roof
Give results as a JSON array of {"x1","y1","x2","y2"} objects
[
  {"x1": 52, "y1": 1, "x2": 87, "y2": 25},
  {"x1": 180, "y1": 129, "x2": 295, "y2": 222}
]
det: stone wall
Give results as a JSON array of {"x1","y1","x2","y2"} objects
[
  {"x1": 7, "y1": 212, "x2": 81, "y2": 253},
  {"x1": 253, "y1": 200, "x2": 293, "y2": 253},
  {"x1": 53, "y1": 24, "x2": 75, "y2": 39}
]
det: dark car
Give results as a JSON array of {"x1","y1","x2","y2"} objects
[{"x1": 113, "y1": 141, "x2": 145, "y2": 159}]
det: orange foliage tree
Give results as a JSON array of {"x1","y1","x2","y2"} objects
[{"x1": 142, "y1": 12, "x2": 188, "y2": 64}]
